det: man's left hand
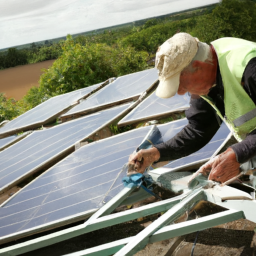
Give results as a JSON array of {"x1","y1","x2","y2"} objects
[{"x1": 194, "y1": 148, "x2": 241, "y2": 183}]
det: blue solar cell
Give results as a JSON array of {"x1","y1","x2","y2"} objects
[
  {"x1": 0, "y1": 135, "x2": 17, "y2": 150},
  {"x1": 0, "y1": 119, "x2": 187, "y2": 242},
  {"x1": 119, "y1": 92, "x2": 190, "y2": 126},
  {"x1": 0, "y1": 83, "x2": 103, "y2": 137},
  {"x1": 162, "y1": 122, "x2": 231, "y2": 169},
  {"x1": 0, "y1": 103, "x2": 131, "y2": 194},
  {"x1": 62, "y1": 69, "x2": 158, "y2": 117}
]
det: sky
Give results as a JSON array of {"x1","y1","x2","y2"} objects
[{"x1": 0, "y1": 0, "x2": 220, "y2": 49}]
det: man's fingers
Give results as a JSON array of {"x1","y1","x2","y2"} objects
[{"x1": 198, "y1": 162, "x2": 212, "y2": 176}]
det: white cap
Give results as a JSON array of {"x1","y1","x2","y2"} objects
[{"x1": 155, "y1": 33, "x2": 199, "y2": 98}]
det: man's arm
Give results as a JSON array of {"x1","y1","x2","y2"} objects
[
  {"x1": 129, "y1": 93, "x2": 222, "y2": 174},
  {"x1": 155, "y1": 94, "x2": 221, "y2": 161}
]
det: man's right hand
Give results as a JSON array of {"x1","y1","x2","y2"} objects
[{"x1": 128, "y1": 147, "x2": 160, "y2": 174}]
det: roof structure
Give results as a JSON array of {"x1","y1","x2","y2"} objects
[
  {"x1": 61, "y1": 68, "x2": 158, "y2": 119},
  {"x1": 0, "y1": 82, "x2": 106, "y2": 138}
]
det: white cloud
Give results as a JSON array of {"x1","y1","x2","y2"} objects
[{"x1": 0, "y1": 0, "x2": 219, "y2": 49}]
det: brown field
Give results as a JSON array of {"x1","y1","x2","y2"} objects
[{"x1": 0, "y1": 60, "x2": 55, "y2": 100}]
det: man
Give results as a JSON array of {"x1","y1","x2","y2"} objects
[{"x1": 129, "y1": 32, "x2": 256, "y2": 183}]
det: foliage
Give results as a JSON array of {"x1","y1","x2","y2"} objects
[
  {"x1": 21, "y1": 86, "x2": 50, "y2": 110},
  {"x1": 192, "y1": 0, "x2": 256, "y2": 43},
  {"x1": 0, "y1": 48, "x2": 28, "y2": 69},
  {"x1": 109, "y1": 124, "x2": 133, "y2": 135},
  {"x1": 27, "y1": 42, "x2": 64, "y2": 63},
  {"x1": 39, "y1": 35, "x2": 148, "y2": 96},
  {"x1": 0, "y1": 94, "x2": 22, "y2": 122},
  {"x1": 3, "y1": 0, "x2": 256, "y2": 123},
  {"x1": 119, "y1": 18, "x2": 196, "y2": 53}
]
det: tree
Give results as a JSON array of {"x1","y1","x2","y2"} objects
[
  {"x1": 192, "y1": 0, "x2": 256, "y2": 43},
  {"x1": 0, "y1": 94, "x2": 21, "y2": 122},
  {"x1": 39, "y1": 35, "x2": 148, "y2": 96}
]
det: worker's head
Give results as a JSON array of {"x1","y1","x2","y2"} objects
[{"x1": 155, "y1": 33, "x2": 217, "y2": 98}]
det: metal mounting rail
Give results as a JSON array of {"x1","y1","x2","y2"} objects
[
  {"x1": 64, "y1": 209, "x2": 244, "y2": 256},
  {"x1": 0, "y1": 188, "x2": 185, "y2": 256}
]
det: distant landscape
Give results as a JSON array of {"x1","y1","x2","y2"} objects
[
  {"x1": 0, "y1": 4, "x2": 217, "y2": 53},
  {"x1": 1, "y1": 0, "x2": 256, "y2": 126}
]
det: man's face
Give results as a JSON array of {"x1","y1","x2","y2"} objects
[{"x1": 177, "y1": 60, "x2": 216, "y2": 96}]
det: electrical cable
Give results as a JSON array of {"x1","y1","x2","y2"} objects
[{"x1": 191, "y1": 231, "x2": 200, "y2": 256}]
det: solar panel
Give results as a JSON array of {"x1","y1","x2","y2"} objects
[
  {"x1": 0, "y1": 83, "x2": 104, "y2": 138},
  {"x1": 0, "y1": 119, "x2": 187, "y2": 243},
  {"x1": 0, "y1": 135, "x2": 17, "y2": 150},
  {"x1": 61, "y1": 68, "x2": 158, "y2": 118},
  {"x1": 0, "y1": 103, "x2": 131, "y2": 195},
  {"x1": 149, "y1": 122, "x2": 232, "y2": 185},
  {"x1": 118, "y1": 92, "x2": 190, "y2": 126},
  {"x1": 0, "y1": 132, "x2": 31, "y2": 151}
]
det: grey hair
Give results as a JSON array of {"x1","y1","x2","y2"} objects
[
  {"x1": 192, "y1": 42, "x2": 212, "y2": 62},
  {"x1": 183, "y1": 42, "x2": 212, "y2": 73}
]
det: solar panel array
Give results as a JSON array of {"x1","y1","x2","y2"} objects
[
  {"x1": 0, "y1": 66, "x2": 233, "y2": 247},
  {"x1": 0, "y1": 83, "x2": 103, "y2": 138},
  {"x1": 118, "y1": 92, "x2": 190, "y2": 126},
  {"x1": 62, "y1": 68, "x2": 158, "y2": 118},
  {"x1": 0, "y1": 120, "x2": 188, "y2": 242},
  {"x1": 0, "y1": 103, "x2": 131, "y2": 194}
]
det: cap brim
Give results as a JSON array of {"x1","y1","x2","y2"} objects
[{"x1": 156, "y1": 73, "x2": 180, "y2": 99}]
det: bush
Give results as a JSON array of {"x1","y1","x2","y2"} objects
[
  {"x1": 0, "y1": 48, "x2": 28, "y2": 69},
  {"x1": 119, "y1": 18, "x2": 196, "y2": 53},
  {"x1": 27, "y1": 43, "x2": 64, "y2": 63},
  {"x1": 39, "y1": 35, "x2": 148, "y2": 96},
  {"x1": 0, "y1": 94, "x2": 22, "y2": 122},
  {"x1": 192, "y1": 0, "x2": 256, "y2": 43}
]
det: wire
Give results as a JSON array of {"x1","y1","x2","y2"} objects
[{"x1": 191, "y1": 231, "x2": 200, "y2": 256}]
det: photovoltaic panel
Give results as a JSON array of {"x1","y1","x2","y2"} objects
[
  {"x1": 0, "y1": 103, "x2": 131, "y2": 195},
  {"x1": 0, "y1": 119, "x2": 188, "y2": 243},
  {"x1": 62, "y1": 68, "x2": 158, "y2": 118},
  {"x1": 0, "y1": 83, "x2": 104, "y2": 138},
  {"x1": 118, "y1": 92, "x2": 190, "y2": 126},
  {"x1": 0, "y1": 132, "x2": 32, "y2": 151},
  {"x1": 149, "y1": 122, "x2": 232, "y2": 181},
  {"x1": 163, "y1": 122, "x2": 231, "y2": 169},
  {"x1": 0, "y1": 135, "x2": 17, "y2": 150},
  {"x1": 103, "y1": 119, "x2": 189, "y2": 203}
]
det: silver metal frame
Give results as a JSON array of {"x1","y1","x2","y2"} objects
[{"x1": 0, "y1": 182, "x2": 252, "y2": 256}]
